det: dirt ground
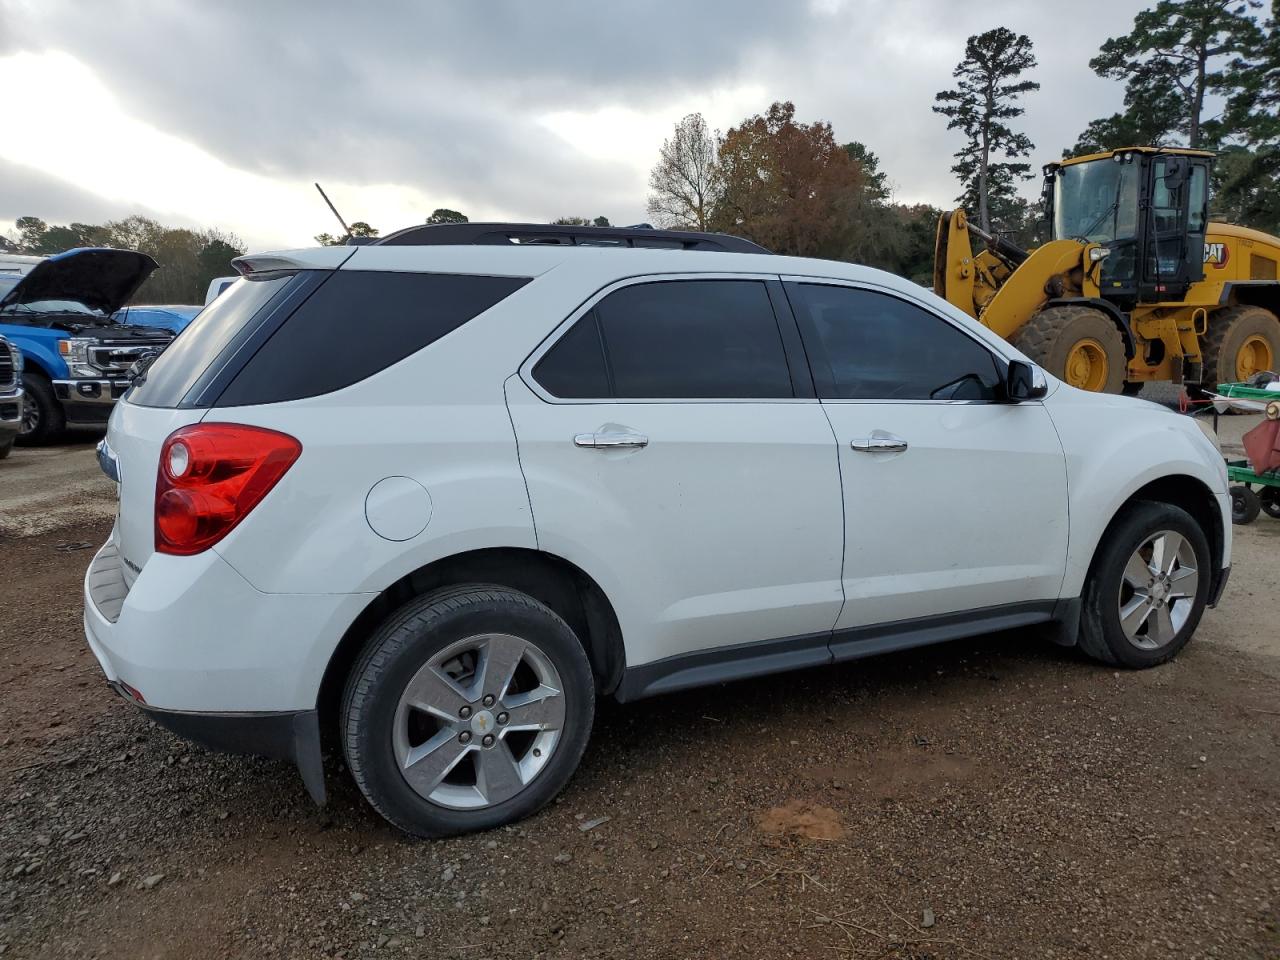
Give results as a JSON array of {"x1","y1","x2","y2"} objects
[{"x1": 0, "y1": 414, "x2": 1277, "y2": 960}]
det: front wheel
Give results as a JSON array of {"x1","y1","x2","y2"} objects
[
  {"x1": 17, "y1": 371, "x2": 64, "y2": 445},
  {"x1": 1012, "y1": 306, "x2": 1127, "y2": 394},
  {"x1": 1077, "y1": 502, "x2": 1211, "y2": 668},
  {"x1": 341, "y1": 585, "x2": 595, "y2": 838}
]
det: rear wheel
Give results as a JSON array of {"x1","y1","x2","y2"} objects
[
  {"x1": 1201, "y1": 304, "x2": 1280, "y2": 388},
  {"x1": 1012, "y1": 306, "x2": 1127, "y2": 394},
  {"x1": 341, "y1": 585, "x2": 595, "y2": 837},
  {"x1": 1077, "y1": 501, "x2": 1210, "y2": 668},
  {"x1": 17, "y1": 371, "x2": 64, "y2": 445}
]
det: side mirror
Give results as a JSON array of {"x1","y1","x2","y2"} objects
[{"x1": 1006, "y1": 359, "x2": 1048, "y2": 402}]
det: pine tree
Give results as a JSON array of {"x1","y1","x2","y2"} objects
[
  {"x1": 1078, "y1": 0, "x2": 1264, "y2": 151},
  {"x1": 933, "y1": 28, "x2": 1039, "y2": 234}
]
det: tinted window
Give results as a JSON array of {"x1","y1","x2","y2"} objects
[
  {"x1": 533, "y1": 314, "x2": 610, "y2": 398},
  {"x1": 216, "y1": 271, "x2": 529, "y2": 406},
  {"x1": 595, "y1": 280, "x2": 792, "y2": 399},
  {"x1": 789, "y1": 284, "x2": 1002, "y2": 401},
  {"x1": 128, "y1": 273, "x2": 296, "y2": 408}
]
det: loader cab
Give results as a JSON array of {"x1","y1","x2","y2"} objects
[{"x1": 1043, "y1": 148, "x2": 1212, "y2": 307}]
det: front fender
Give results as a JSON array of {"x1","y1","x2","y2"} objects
[
  {"x1": 1047, "y1": 391, "x2": 1228, "y2": 597},
  {"x1": 0, "y1": 329, "x2": 68, "y2": 379}
]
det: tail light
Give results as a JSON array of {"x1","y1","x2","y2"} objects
[{"x1": 155, "y1": 423, "x2": 301, "y2": 555}]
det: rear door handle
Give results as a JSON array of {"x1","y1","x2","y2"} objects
[
  {"x1": 574, "y1": 431, "x2": 649, "y2": 449},
  {"x1": 850, "y1": 434, "x2": 908, "y2": 453}
]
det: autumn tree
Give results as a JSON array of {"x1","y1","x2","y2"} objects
[
  {"x1": 933, "y1": 28, "x2": 1039, "y2": 235},
  {"x1": 1076, "y1": 0, "x2": 1263, "y2": 151},
  {"x1": 647, "y1": 113, "x2": 721, "y2": 230},
  {"x1": 710, "y1": 101, "x2": 865, "y2": 257}
]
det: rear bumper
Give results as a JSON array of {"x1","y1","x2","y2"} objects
[
  {"x1": 82, "y1": 535, "x2": 374, "y2": 803},
  {"x1": 82, "y1": 534, "x2": 371, "y2": 711},
  {"x1": 53, "y1": 378, "x2": 130, "y2": 426}
]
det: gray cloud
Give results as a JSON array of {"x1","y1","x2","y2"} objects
[{"x1": 2, "y1": 0, "x2": 1144, "y2": 238}]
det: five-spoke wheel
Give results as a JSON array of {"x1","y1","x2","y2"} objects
[
  {"x1": 1116, "y1": 530, "x2": 1199, "y2": 650},
  {"x1": 393, "y1": 633, "x2": 567, "y2": 809},
  {"x1": 342, "y1": 586, "x2": 594, "y2": 837},
  {"x1": 1078, "y1": 501, "x2": 1211, "y2": 668}
]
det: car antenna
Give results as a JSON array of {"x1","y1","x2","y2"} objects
[{"x1": 315, "y1": 182, "x2": 352, "y2": 242}]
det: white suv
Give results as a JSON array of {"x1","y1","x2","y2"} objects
[{"x1": 85, "y1": 222, "x2": 1231, "y2": 837}]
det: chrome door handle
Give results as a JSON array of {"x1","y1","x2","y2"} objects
[
  {"x1": 850, "y1": 435, "x2": 908, "y2": 453},
  {"x1": 574, "y1": 431, "x2": 649, "y2": 449}
]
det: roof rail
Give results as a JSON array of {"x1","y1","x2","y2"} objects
[{"x1": 372, "y1": 222, "x2": 769, "y2": 254}]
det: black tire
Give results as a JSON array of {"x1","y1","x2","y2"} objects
[
  {"x1": 341, "y1": 585, "x2": 595, "y2": 838},
  {"x1": 1012, "y1": 305, "x2": 1127, "y2": 394},
  {"x1": 1121, "y1": 381, "x2": 1145, "y2": 397},
  {"x1": 17, "y1": 371, "x2": 64, "y2": 445},
  {"x1": 1260, "y1": 487, "x2": 1280, "y2": 520},
  {"x1": 0, "y1": 435, "x2": 12, "y2": 459},
  {"x1": 1200, "y1": 304, "x2": 1280, "y2": 389},
  {"x1": 1077, "y1": 501, "x2": 1211, "y2": 669},
  {"x1": 1232, "y1": 485, "x2": 1261, "y2": 525}
]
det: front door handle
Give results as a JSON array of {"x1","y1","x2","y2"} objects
[
  {"x1": 574, "y1": 431, "x2": 649, "y2": 449},
  {"x1": 850, "y1": 434, "x2": 908, "y2": 453}
]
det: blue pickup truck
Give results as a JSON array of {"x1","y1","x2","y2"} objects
[{"x1": 0, "y1": 248, "x2": 176, "y2": 443}]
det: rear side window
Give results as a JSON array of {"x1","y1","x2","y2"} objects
[
  {"x1": 593, "y1": 280, "x2": 793, "y2": 399},
  {"x1": 788, "y1": 284, "x2": 1002, "y2": 401},
  {"x1": 215, "y1": 271, "x2": 529, "y2": 407}
]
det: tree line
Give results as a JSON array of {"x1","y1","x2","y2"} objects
[
  {"x1": 646, "y1": 0, "x2": 1280, "y2": 274},
  {"x1": 3, "y1": 215, "x2": 244, "y2": 305}
]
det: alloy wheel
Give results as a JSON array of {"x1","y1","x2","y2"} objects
[
  {"x1": 1116, "y1": 530, "x2": 1199, "y2": 650},
  {"x1": 20, "y1": 397, "x2": 39, "y2": 436},
  {"x1": 392, "y1": 633, "x2": 565, "y2": 810}
]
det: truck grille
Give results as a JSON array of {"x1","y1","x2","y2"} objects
[
  {"x1": 0, "y1": 341, "x2": 14, "y2": 389},
  {"x1": 89, "y1": 339, "x2": 170, "y2": 376}
]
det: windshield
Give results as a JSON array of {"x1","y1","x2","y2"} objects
[{"x1": 1053, "y1": 157, "x2": 1140, "y2": 244}]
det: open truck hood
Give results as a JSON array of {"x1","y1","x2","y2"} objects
[{"x1": 0, "y1": 248, "x2": 158, "y2": 316}]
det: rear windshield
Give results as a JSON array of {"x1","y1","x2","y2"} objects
[{"x1": 126, "y1": 274, "x2": 297, "y2": 408}]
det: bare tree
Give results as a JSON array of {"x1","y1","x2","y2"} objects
[{"x1": 646, "y1": 113, "x2": 721, "y2": 230}]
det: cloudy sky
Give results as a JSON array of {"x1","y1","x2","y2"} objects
[{"x1": 0, "y1": 0, "x2": 1150, "y2": 251}]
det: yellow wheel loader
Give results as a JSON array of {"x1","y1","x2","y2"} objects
[{"x1": 935, "y1": 147, "x2": 1280, "y2": 394}]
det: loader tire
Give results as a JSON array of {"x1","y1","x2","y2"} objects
[
  {"x1": 1200, "y1": 304, "x2": 1280, "y2": 389},
  {"x1": 1012, "y1": 306, "x2": 1127, "y2": 394}
]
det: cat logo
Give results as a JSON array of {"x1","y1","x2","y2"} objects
[{"x1": 1204, "y1": 242, "x2": 1230, "y2": 268}]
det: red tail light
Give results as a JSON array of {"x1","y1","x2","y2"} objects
[{"x1": 155, "y1": 423, "x2": 301, "y2": 556}]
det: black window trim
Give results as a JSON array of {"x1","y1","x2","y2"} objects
[
  {"x1": 519, "y1": 272, "x2": 816, "y2": 405},
  {"x1": 780, "y1": 276, "x2": 1018, "y2": 406}
]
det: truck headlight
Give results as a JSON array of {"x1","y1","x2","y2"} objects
[
  {"x1": 57, "y1": 338, "x2": 97, "y2": 377},
  {"x1": 58, "y1": 338, "x2": 93, "y2": 363}
]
